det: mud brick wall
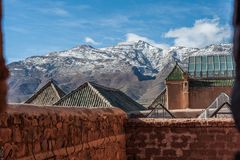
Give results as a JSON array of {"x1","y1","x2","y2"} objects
[
  {"x1": 189, "y1": 86, "x2": 232, "y2": 109},
  {"x1": 0, "y1": 104, "x2": 127, "y2": 160},
  {"x1": 126, "y1": 118, "x2": 240, "y2": 160}
]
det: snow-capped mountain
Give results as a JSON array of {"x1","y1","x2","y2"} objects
[{"x1": 7, "y1": 41, "x2": 232, "y2": 105}]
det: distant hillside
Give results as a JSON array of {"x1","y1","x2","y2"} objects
[{"x1": 7, "y1": 41, "x2": 232, "y2": 106}]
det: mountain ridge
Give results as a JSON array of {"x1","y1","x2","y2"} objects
[{"x1": 7, "y1": 41, "x2": 233, "y2": 106}]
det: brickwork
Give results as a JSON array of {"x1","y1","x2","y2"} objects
[
  {"x1": 1, "y1": 108, "x2": 240, "y2": 160},
  {"x1": 0, "y1": 104, "x2": 127, "y2": 160},
  {"x1": 126, "y1": 118, "x2": 240, "y2": 160}
]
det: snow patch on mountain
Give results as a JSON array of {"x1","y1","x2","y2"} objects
[
  {"x1": 9, "y1": 41, "x2": 232, "y2": 78},
  {"x1": 7, "y1": 41, "x2": 233, "y2": 103}
]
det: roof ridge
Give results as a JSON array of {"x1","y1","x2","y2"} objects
[
  {"x1": 87, "y1": 82, "x2": 112, "y2": 107},
  {"x1": 207, "y1": 92, "x2": 230, "y2": 108},
  {"x1": 198, "y1": 92, "x2": 231, "y2": 118},
  {"x1": 50, "y1": 81, "x2": 65, "y2": 97},
  {"x1": 54, "y1": 81, "x2": 145, "y2": 112},
  {"x1": 54, "y1": 82, "x2": 88, "y2": 105},
  {"x1": 87, "y1": 82, "x2": 144, "y2": 110},
  {"x1": 175, "y1": 62, "x2": 185, "y2": 73},
  {"x1": 209, "y1": 102, "x2": 231, "y2": 118},
  {"x1": 148, "y1": 88, "x2": 166, "y2": 109},
  {"x1": 25, "y1": 81, "x2": 52, "y2": 103},
  {"x1": 55, "y1": 82, "x2": 112, "y2": 107},
  {"x1": 88, "y1": 81, "x2": 120, "y2": 92},
  {"x1": 166, "y1": 62, "x2": 186, "y2": 81},
  {"x1": 51, "y1": 83, "x2": 61, "y2": 99},
  {"x1": 25, "y1": 80, "x2": 64, "y2": 103}
]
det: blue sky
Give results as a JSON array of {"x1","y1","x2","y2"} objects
[{"x1": 4, "y1": 0, "x2": 234, "y2": 62}]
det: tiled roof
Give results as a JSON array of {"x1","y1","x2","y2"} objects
[
  {"x1": 148, "y1": 88, "x2": 166, "y2": 109},
  {"x1": 146, "y1": 104, "x2": 175, "y2": 118},
  {"x1": 25, "y1": 80, "x2": 65, "y2": 105},
  {"x1": 55, "y1": 82, "x2": 146, "y2": 112},
  {"x1": 165, "y1": 59, "x2": 234, "y2": 87},
  {"x1": 166, "y1": 63, "x2": 186, "y2": 81}
]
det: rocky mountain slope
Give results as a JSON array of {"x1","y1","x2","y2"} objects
[{"x1": 7, "y1": 41, "x2": 232, "y2": 106}]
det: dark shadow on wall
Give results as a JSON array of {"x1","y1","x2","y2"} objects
[{"x1": 0, "y1": 0, "x2": 9, "y2": 112}]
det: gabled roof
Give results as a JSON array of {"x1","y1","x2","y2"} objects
[
  {"x1": 25, "y1": 80, "x2": 66, "y2": 105},
  {"x1": 54, "y1": 82, "x2": 146, "y2": 112},
  {"x1": 148, "y1": 88, "x2": 166, "y2": 109},
  {"x1": 146, "y1": 104, "x2": 175, "y2": 118},
  {"x1": 166, "y1": 63, "x2": 186, "y2": 81},
  {"x1": 198, "y1": 92, "x2": 232, "y2": 118},
  {"x1": 210, "y1": 102, "x2": 231, "y2": 118}
]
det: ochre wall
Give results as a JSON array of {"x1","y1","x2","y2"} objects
[
  {"x1": 126, "y1": 118, "x2": 240, "y2": 160},
  {"x1": 1, "y1": 105, "x2": 240, "y2": 160},
  {"x1": 166, "y1": 79, "x2": 232, "y2": 110},
  {"x1": 166, "y1": 80, "x2": 189, "y2": 110},
  {"x1": 189, "y1": 86, "x2": 232, "y2": 109},
  {"x1": 0, "y1": 104, "x2": 127, "y2": 160}
]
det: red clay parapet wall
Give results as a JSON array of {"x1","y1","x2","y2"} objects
[
  {"x1": 126, "y1": 118, "x2": 240, "y2": 160},
  {"x1": 0, "y1": 104, "x2": 127, "y2": 160},
  {"x1": 1, "y1": 105, "x2": 240, "y2": 160}
]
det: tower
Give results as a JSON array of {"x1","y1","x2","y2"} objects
[{"x1": 165, "y1": 63, "x2": 189, "y2": 110}]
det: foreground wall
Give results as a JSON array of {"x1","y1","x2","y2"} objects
[
  {"x1": 1, "y1": 105, "x2": 240, "y2": 160},
  {"x1": 126, "y1": 118, "x2": 240, "y2": 160},
  {"x1": 0, "y1": 104, "x2": 127, "y2": 160}
]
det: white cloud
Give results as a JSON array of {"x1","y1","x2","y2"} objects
[
  {"x1": 38, "y1": 7, "x2": 70, "y2": 17},
  {"x1": 51, "y1": 8, "x2": 69, "y2": 16},
  {"x1": 98, "y1": 15, "x2": 130, "y2": 27},
  {"x1": 8, "y1": 26, "x2": 28, "y2": 34},
  {"x1": 72, "y1": 5, "x2": 91, "y2": 11},
  {"x1": 165, "y1": 18, "x2": 231, "y2": 48},
  {"x1": 84, "y1": 37, "x2": 101, "y2": 45},
  {"x1": 123, "y1": 33, "x2": 169, "y2": 50}
]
